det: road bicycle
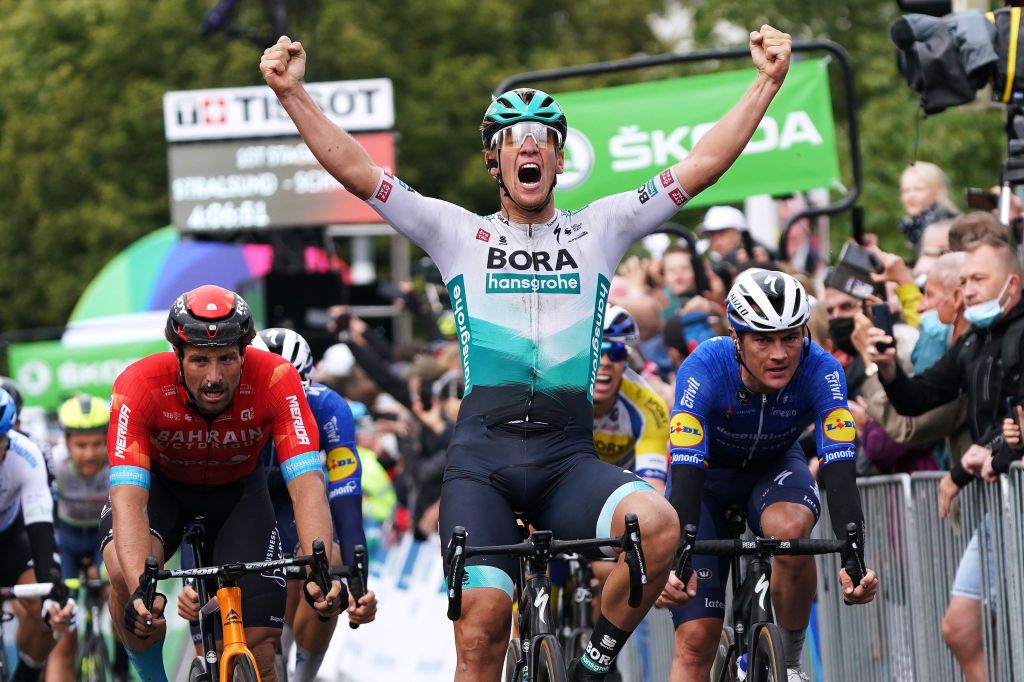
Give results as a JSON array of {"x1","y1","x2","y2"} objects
[
  {"x1": 446, "y1": 513, "x2": 648, "y2": 682},
  {"x1": 674, "y1": 508, "x2": 865, "y2": 682},
  {"x1": 72, "y1": 560, "x2": 130, "y2": 682},
  {"x1": 140, "y1": 517, "x2": 367, "y2": 682},
  {"x1": 555, "y1": 553, "x2": 598, "y2": 665}
]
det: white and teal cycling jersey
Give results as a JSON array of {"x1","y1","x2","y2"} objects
[{"x1": 368, "y1": 168, "x2": 690, "y2": 427}]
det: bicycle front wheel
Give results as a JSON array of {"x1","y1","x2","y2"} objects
[
  {"x1": 230, "y1": 655, "x2": 260, "y2": 682},
  {"x1": 504, "y1": 638, "x2": 525, "y2": 682},
  {"x1": 749, "y1": 623, "x2": 786, "y2": 682},
  {"x1": 188, "y1": 657, "x2": 207, "y2": 682},
  {"x1": 531, "y1": 634, "x2": 568, "y2": 682},
  {"x1": 711, "y1": 625, "x2": 737, "y2": 682}
]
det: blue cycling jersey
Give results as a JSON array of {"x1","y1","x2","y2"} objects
[
  {"x1": 669, "y1": 336, "x2": 856, "y2": 469},
  {"x1": 263, "y1": 382, "x2": 365, "y2": 561}
]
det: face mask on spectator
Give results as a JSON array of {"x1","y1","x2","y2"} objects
[
  {"x1": 827, "y1": 317, "x2": 858, "y2": 356},
  {"x1": 963, "y1": 276, "x2": 1013, "y2": 328}
]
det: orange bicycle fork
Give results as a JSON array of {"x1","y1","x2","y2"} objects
[{"x1": 196, "y1": 584, "x2": 260, "y2": 681}]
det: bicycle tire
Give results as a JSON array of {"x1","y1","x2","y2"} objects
[
  {"x1": 749, "y1": 623, "x2": 786, "y2": 682},
  {"x1": 80, "y1": 632, "x2": 112, "y2": 682},
  {"x1": 188, "y1": 657, "x2": 207, "y2": 682},
  {"x1": 503, "y1": 638, "x2": 525, "y2": 682},
  {"x1": 230, "y1": 655, "x2": 259, "y2": 682},
  {"x1": 531, "y1": 634, "x2": 568, "y2": 682},
  {"x1": 711, "y1": 625, "x2": 737, "y2": 682}
]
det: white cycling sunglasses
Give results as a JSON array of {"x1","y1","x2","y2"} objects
[{"x1": 492, "y1": 121, "x2": 563, "y2": 150}]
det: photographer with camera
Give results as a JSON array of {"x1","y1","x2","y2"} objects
[
  {"x1": 849, "y1": 252, "x2": 973, "y2": 474},
  {"x1": 823, "y1": 245, "x2": 916, "y2": 399}
]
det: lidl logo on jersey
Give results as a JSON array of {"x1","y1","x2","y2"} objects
[
  {"x1": 822, "y1": 408, "x2": 856, "y2": 443},
  {"x1": 328, "y1": 447, "x2": 359, "y2": 482},
  {"x1": 669, "y1": 412, "x2": 704, "y2": 448}
]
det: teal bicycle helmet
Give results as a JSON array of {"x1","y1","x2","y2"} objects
[{"x1": 480, "y1": 88, "x2": 567, "y2": 149}]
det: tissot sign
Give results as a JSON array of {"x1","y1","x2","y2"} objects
[
  {"x1": 164, "y1": 79, "x2": 395, "y2": 228},
  {"x1": 163, "y1": 79, "x2": 394, "y2": 142}
]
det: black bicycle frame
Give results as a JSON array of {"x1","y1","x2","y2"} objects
[
  {"x1": 183, "y1": 517, "x2": 219, "y2": 674},
  {"x1": 518, "y1": 530, "x2": 558, "y2": 664},
  {"x1": 728, "y1": 552, "x2": 774, "y2": 669},
  {"x1": 518, "y1": 574, "x2": 555, "y2": 673}
]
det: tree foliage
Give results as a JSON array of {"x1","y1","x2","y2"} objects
[
  {"x1": 684, "y1": 0, "x2": 1006, "y2": 254},
  {"x1": 0, "y1": 0, "x2": 665, "y2": 330},
  {"x1": 0, "y1": 0, "x2": 1008, "y2": 330}
]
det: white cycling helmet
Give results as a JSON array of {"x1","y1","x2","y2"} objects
[
  {"x1": 603, "y1": 305, "x2": 640, "y2": 345},
  {"x1": 726, "y1": 269, "x2": 810, "y2": 333},
  {"x1": 251, "y1": 328, "x2": 314, "y2": 387}
]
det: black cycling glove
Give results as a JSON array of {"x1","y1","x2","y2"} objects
[
  {"x1": 303, "y1": 573, "x2": 347, "y2": 621},
  {"x1": 123, "y1": 586, "x2": 165, "y2": 639}
]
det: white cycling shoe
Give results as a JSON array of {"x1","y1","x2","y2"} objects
[{"x1": 787, "y1": 667, "x2": 810, "y2": 682}]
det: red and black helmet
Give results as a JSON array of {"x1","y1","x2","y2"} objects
[{"x1": 164, "y1": 285, "x2": 256, "y2": 349}]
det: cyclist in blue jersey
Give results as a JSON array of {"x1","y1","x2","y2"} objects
[
  {"x1": 264, "y1": 25, "x2": 794, "y2": 681},
  {"x1": 657, "y1": 270, "x2": 879, "y2": 682},
  {"x1": 177, "y1": 329, "x2": 376, "y2": 682}
]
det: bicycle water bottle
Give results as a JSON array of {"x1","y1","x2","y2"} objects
[{"x1": 736, "y1": 652, "x2": 748, "y2": 681}]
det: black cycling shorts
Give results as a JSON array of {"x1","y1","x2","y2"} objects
[
  {"x1": 0, "y1": 514, "x2": 33, "y2": 587},
  {"x1": 100, "y1": 465, "x2": 285, "y2": 630},
  {"x1": 439, "y1": 415, "x2": 651, "y2": 599}
]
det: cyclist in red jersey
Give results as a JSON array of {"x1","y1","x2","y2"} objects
[{"x1": 100, "y1": 285, "x2": 355, "y2": 682}]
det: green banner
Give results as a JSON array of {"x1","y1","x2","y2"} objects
[
  {"x1": 555, "y1": 59, "x2": 839, "y2": 209},
  {"x1": 7, "y1": 339, "x2": 168, "y2": 410}
]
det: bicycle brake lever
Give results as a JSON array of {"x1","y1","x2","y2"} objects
[
  {"x1": 140, "y1": 556, "x2": 159, "y2": 626},
  {"x1": 447, "y1": 527, "x2": 467, "y2": 621},
  {"x1": 347, "y1": 546, "x2": 368, "y2": 630},
  {"x1": 310, "y1": 539, "x2": 333, "y2": 623},
  {"x1": 843, "y1": 522, "x2": 866, "y2": 597},
  {"x1": 674, "y1": 524, "x2": 698, "y2": 588},
  {"x1": 623, "y1": 513, "x2": 646, "y2": 608}
]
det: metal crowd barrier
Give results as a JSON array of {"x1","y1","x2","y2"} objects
[
  {"x1": 610, "y1": 463, "x2": 1024, "y2": 681},
  {"x1": 814, "y1": 463, "x2": 1024, "y2": 681}
]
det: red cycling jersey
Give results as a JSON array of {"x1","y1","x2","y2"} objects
[{"x1": 108, "y1": 349, "x2": 321, "y2": 488}]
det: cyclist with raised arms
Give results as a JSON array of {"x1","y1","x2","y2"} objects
[
  {"x1": 0, "y1": 387, "x2": 75, "y2": 682},
  {"x1": 100, "y1": 286, "x2": 350, "y2": 682},
  {"x1": 657, "y1": 270, "x2": 879, "y2": 682},
  {"x1": 178, "y1": 328, "x2": 377, "y2": 680},
  {"x1": 263, "y1": 24, "x2": 793, "y2": 680}
]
